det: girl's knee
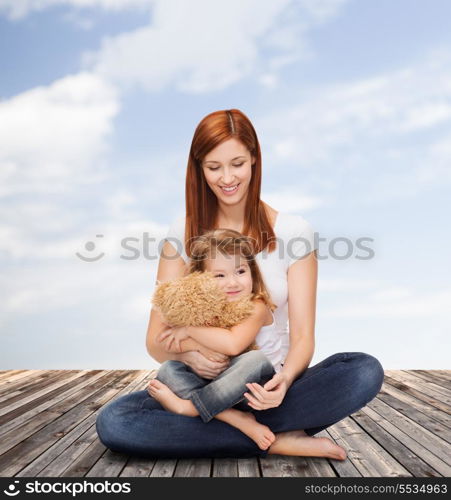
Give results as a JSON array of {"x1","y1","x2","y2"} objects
[
  {"x1": 235, "y1": 349, "x2": 274, "y2": 377},
  {"x1": 156, "y1": 360, "x2": 184, "y2": 385}
]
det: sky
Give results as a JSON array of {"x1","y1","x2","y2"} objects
[{"x1": 0, "y1": 0, "x2": 450, "y2": 370}]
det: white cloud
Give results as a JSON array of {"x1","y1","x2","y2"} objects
[
  {"x1": 0, "y1": 72, "x2": 119, "y2": 197},
  {"x1": 262, "y1": 188, "x2": 325, "y2": 213},
  {"x1": 81, "y1": 0, "x2": 348, "y2": 93},
  {"x1": 257, "y1": 49, "x2": 451, "y2": 201},
  {"x1": 0, "y1": 0, "x2": 152, "y2": 19}
]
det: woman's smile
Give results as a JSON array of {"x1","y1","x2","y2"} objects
[{"x1": 220, "y1": 183, "x2": 240, "y2": 196}]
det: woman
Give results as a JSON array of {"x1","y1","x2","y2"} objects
[{"x1": 96, "y1": 109, "x2": 384, "y2": 460}]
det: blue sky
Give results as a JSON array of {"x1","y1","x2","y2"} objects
[{"x1": 1, "y1": 0, "x2": 450, "y2": 370}]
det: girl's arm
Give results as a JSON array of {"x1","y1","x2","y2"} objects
[
  {"x1": 184, "y1": 300, "x2": 268, "y2": 356},
  {"x1": 147, "y1": 241, "x2": 226, "y2": 362},
  {"x1": 164, "y1": 336, "x2": 228, "y2": 362}
]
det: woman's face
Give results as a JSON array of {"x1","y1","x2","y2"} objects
[
  {"x1": 201, "y1": 138, "x2": 255, "y2": 206},
  {"x1": 205, "y1": 252, "x2": 253, "y2": 302}
]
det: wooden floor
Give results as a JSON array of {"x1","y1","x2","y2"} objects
[{"x1": 0, "y1": 369, "x2": 449, "y2": 477}]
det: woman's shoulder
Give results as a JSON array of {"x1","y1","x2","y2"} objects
[{"x1": 275, "y1": 211, "x2": 315, "y2": 237}]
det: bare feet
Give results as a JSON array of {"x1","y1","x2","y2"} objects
[
  {"x1": 147, "y1": 379, "x2": 198, "y2": 417},
  {"x1": 222, "y1": 410, "x2": 275, "y2": 451},
  {"x1": 147, "y1": 381, "x2": 274, "y2": 450},
  {"x1": 268, "y1": 430, "x2": 347, "y2": 461}
]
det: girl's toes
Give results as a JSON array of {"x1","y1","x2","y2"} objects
[{"x1": 150, "y1": 379, "x2": 165, "y2": 389}]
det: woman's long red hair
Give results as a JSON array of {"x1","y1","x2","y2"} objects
[{"x1": 184, "y1": 109, "x2": 276, "y2": 258}]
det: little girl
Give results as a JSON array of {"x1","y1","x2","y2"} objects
[{"x1": 147, "y1": 228, "x2": 281, "y2": 450}]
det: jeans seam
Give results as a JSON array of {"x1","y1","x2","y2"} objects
[{"x1": 190, "y1": 391, "x2": 213, "y2": 422}]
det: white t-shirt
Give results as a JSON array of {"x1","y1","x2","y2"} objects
[{"x1": 163, "y1": 212, "x2": 318, "y2": 371}]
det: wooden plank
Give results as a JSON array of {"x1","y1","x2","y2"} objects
[
  {"x1": 0, "y1": 371, "x2": 111, "y2": 438},
  {"x1": 0, "y1": 371, "x2": 91, "y2": 420},
  {"x1": 385, "y1": 371, "x2": 451, "y2": 404},
  {"x1": 37, "y1": 425, "x2": 99, "y2": 477},
  {"x1": 0, "y1": 370, "x2": 29, "y2": 384},
  {"x1": 380, "y1": 381, "x2": 450, "y2": 429},
  {"x1": 328, "y1": 415, "x2": 411, "y2": 477},
  {"x1": 376, "y1": 390, "x2": 450, "y2": 442},
  {"x1": 405, "y1": 370, "x2": 451, "y2": 390},
  {"x1": 212, "y1": 458, "x2": 238, "y2": 477},
  {"x1": 324, "y1": 427, "x2": 362, "y2": 477},
  {"x1": 367, "y1": 398, "x2": 451, "y2": 467},
  {"x1": 61, "y1": 372, "x2": 156, "y2": 478},
  {"x1": 0, "y1": 371, "x2": 118, "y2": 455},
  {"x1": 120, "y1": 457, "x2": 156, "y2": 477},
  {"x1": 86, "y1": 450, "x2": 127, "y2": 477},
  {"x1": 383, "y1": 374, "x2": 450, "y2": 414},
  {"x1": 174, "y1": 459, "x2": 211, "y2": 477},
  {"x1": 0, "y1": 370, "x2": 133, "y2": 476},
  {"x1": 0, "y1": 371, "x2": 65, "y2": 404},
  {"x1": 61, "y1": 439, "x2": 107, "y2": 477},
  {"x1": 27, "y1": 371, "x2": 152, "y2": 477},
  {"x1": 435, "y1": 370, "x2": 451, "y2": 382},
  {"x1": 351, "y1": 409, "x2": 442, "y2": 477},
  {"x1": 237, "y1": 458, "x2": 260, "y2": 477},
  {"x1": 260, "y1": 455, "x2": 309, "y2": 477},
  {"x1": 360, "y1": 405, "x2": 451, "y2": 477},
  {"x1": 0, "y1": 370, "x2": 50, "y2": 396},
  {"x1": 149, "y1": 459, "x2": 177, "y2": 477}
]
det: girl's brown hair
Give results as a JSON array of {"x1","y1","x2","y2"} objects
[
  {"x1": 188, "y1": 228, "x2": 277, "y2": 312},
  {"x1": 184, "y1": 109, "x2": 276, "y2": 258}
]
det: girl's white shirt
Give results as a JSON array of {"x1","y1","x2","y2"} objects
[{"x1": 164, "y1": 212, "x2": 318, "y2": 372}]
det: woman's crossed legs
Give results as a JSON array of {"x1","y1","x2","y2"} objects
[{"x1": 96, "y1": 352, "x2": 384, "y2": 459}]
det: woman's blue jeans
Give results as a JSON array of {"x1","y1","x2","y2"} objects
[{"x1": 96, "y1": 352, "x2": 384, "y2": 458}]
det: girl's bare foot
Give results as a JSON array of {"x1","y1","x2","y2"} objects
[
  {"x1": 225, "y1": 410, "x2": 275, "y2": 451},
  {"x1": 147, "y1": 379, "x2": 198, "y2": 417},
  {"x1": 268, "y1": 430, "x2": 347, "y2": 460},
  {"x1": 148, "y1": 381, "x2": 275, "y2": 450}
]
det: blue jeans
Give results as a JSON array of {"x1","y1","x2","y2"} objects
[
  {"x1": 156, "y1": 350, "x2": 275, "y2": 422},
  {"x1": 96, "y1": 352, "x2": 384, "y2": 458}
]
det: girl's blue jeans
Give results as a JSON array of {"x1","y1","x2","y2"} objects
[
  {"x1": 155, "y1": 350, "x2": 275, "y2": 422},
  {"x1": 96, "y1": 352, "x2": 384, "y2": 458}
]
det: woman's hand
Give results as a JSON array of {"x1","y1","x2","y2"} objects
[
  {"x1": 177, "y1": 351, "x2": 230, "y2": 380},
  {"x1": 244, "y1": 372, "x2": 289, "y2": 410},
  {"x1": 158, "y1": 326, "x2": 189, "y2": 353}
]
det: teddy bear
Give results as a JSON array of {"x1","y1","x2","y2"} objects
[{"x1": 151, "y1": 270, "x2": 258, "y2": 353}]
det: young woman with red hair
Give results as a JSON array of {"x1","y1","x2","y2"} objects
[{"x1": 96, "y1": 109, "x2": 384, "y2": 460}]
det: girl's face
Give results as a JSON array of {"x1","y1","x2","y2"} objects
[
  {"x1": 205, "y1": 252, "x2": 253, "y2": 301},
  {"x1": 201, "y1": 138, "x2": 255, "y2": 206}
]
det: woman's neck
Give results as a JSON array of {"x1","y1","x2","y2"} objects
[{"x1": 215, "y1": 199, "x2": 247, "y2": 232}]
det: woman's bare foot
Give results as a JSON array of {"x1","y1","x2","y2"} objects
[
  {"x1": 268, "y1": 430, "x2": 347, "y2": 460},
  {"x1": 147, "y1": 379, "x2": 198, "y2": 417},
  {"x1": 223, "y1": 410, "x2": 275, "y2": 451}
]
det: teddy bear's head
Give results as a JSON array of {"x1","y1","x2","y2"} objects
[
  {"x1": 151, "y1": 270, "x2": 255, "y2": 329},
  {"x1": 151, "y1": 270, "x2": 259, "y2": 352}
]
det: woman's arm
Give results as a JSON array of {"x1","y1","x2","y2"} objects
[
  {"x1": 243, "y1": 250, "x2": 317, "y2": 410},
  {"x1": 169, "y1": 300, "x2": 268, "y2": 356},
  {"x1": 282, "y1": 249, "x2": 317, "y2": 386},
  {"x1": 146, "y1": 241, "x2": 188, "y2": 363}
]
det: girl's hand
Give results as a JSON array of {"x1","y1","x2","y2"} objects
[
  {"x1": 196, "y1": 345, "x2": 230, "y2": 363},
  {"x1": 178, "y1": 351, "x2": 230, "y2": 380},
  {"x1": 244, "y1": 372, "x2": 289, "y2": 410},
  {"x1": 158, "y1": 326, "x2": 189, "y2": 352}
]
